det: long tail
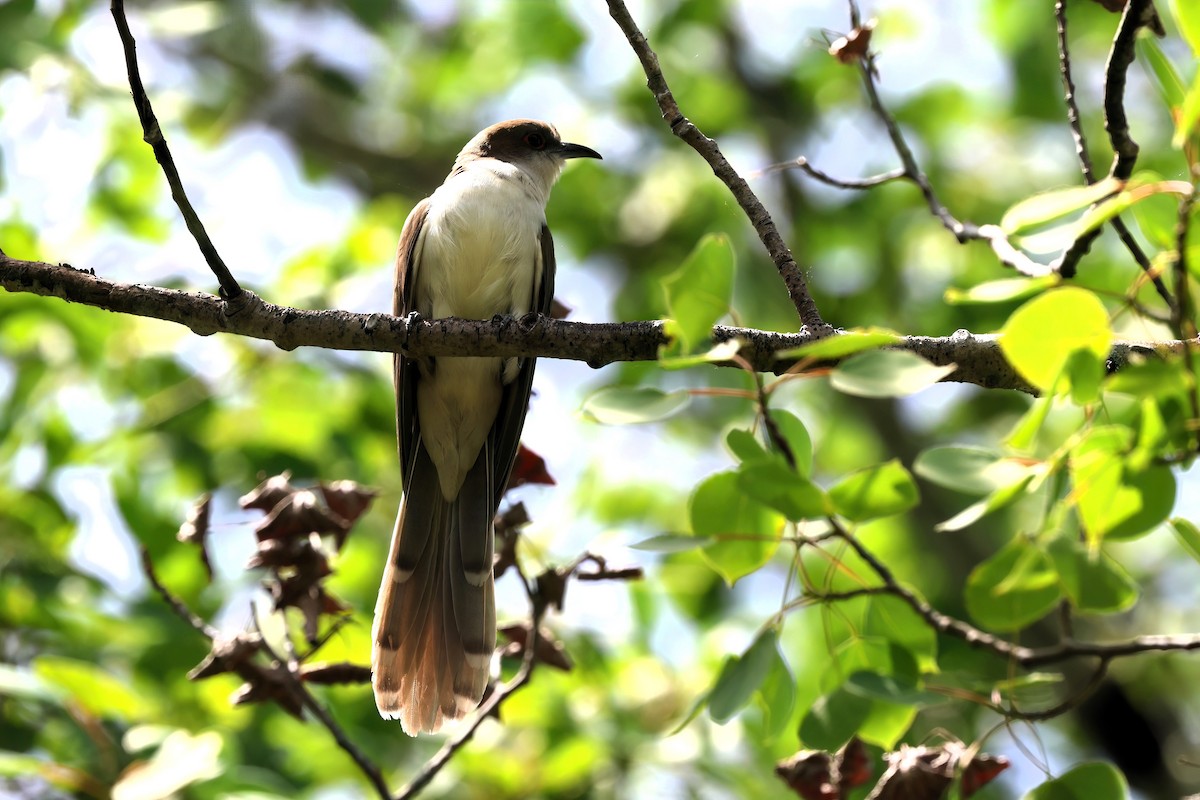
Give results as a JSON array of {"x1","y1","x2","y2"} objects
[{"x1": 371, "y1": 443, "x2": 496, "y2": 735}]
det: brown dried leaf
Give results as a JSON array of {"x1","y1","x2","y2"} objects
[
  {"x1": 829, "y1": 19, "x2": 876, "y2": 64},
  {"x1": 187, "y1": 633, "x2": 262, "y2": 681},
  {"x1": 254, "y1": 490, "x2": 348, "y2": 541},
  {"x1": 319, "y1": 480, "x2": 378, "y2": 530},
  {"x1": 499, "y1": 624, "x2": 574, "y2": 671},
  {"x1": 176, "y1": 493, "x2": 214, "y2": 580},
  {"x1": 230, "y1": 662, "x2": 305, "y2": 719},
  {"x1": 775, "y1": 749, "x2": 836, "y2": 800},
  {"x1": 866, "y1": 743, "x2": 1009, "y2": 800},
  {"x1": 239, "y1": 472, "x2": 296, "y2": 512},
  {"x1": 506, "y1": 445, "x2": 556, "y2": 492}
]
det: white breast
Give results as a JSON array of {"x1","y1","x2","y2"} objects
[{"x1": 410, "y1": 159, "x2": 548, "y2": 499}]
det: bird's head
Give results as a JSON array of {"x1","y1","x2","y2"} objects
[{"x1": 455, "y1": 119, "x2": 601, "y2": 195}]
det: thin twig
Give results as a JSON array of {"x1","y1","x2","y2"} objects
[
  {"x1": 823, "y1": 522, "x2": 1200, "y2": 670},
  {"x1": 255, "y1": 628, "x2": 393, "y2": 800},
  {"x1": 1055, "y1": 0, "x2": 1096, "y2": 182},
  {"x1": 141, "y1": 545, "x2": 392, "y2": 799},
  {"x1": 109, "y1": 0, "x2": 241, "y2": 298},
  {"x1": 1056, "y1": 0, "x2": 1171, "y2": 305},
  {"x1": 854, "y1": 48, "x2": 978, "y2": 243},
  {"x1": 1056, "y1": 0, "x2": 1152, "y2": 277},
  {"x1": 756, "y1": 157, "x2": 907, "y2": 190},
  {"x1": 1171, "y1": 182, "x2": 1200, "y2": 451},
  {"x1": 603, "y1": 0, "x2": 826, "y2": 330},
  {"x1": 1000, "y1": 658, "x2": 1109, "y2": 722},
  {"x1": 139, "y1": 546, "x2": 219, "y2": 640}
]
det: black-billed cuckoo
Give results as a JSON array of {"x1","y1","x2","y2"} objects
[{"x1": 372, "y1": 120, "x2": 601, "y2": 734}]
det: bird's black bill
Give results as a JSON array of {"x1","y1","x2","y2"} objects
[{"x1": 557, "y1": 142, "x2": 602, "y2": 160}]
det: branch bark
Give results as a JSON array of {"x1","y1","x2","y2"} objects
[{"x1": 6, "y1": 254, "x2": 1191, "y2": 395}]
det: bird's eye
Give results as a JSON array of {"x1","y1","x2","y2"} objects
[{"x1": 524, "y1": 132, "x2": 547, "y2": 150}]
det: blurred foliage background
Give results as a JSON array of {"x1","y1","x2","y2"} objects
[{"x1": 2, "y1": 0, "x2": 1200, "y2": 798}]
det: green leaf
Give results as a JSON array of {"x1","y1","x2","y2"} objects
[
  {"x1": 864, "y1": 594, "x2": 938, "y2": 672},
  {"x1": 1046, "y1": 535, "x2": 1138, "y2": 614},
  {"x1": 770, "y1": 409, "x2": 815, "y2": 478},
  {"x1": 935, "y1": 474, "x2": 1035, "y2": 532},
  {"x1": 690, "y1": 471, "x2": 783, "y2": 584},
  {"x1": 1007, "y1": 395, "x2": 1054, "y2": 451},
  {"x1": 708, "y1": 629, "x2": 779, "y2": 723},
  {"x1": 1176, "y1": 71, "x2": 1200, "y2": 150},
  {"x1": 1000, "y1": 288, "x2": 1113, "y2": 393},
  {"x1": 1070, "y1": 426, "x2": 1172, "y2": 542},
  {"x1": 1138, "y1": 36, "x2": 1187, "y2": 110},
  {"x1": 965, "y1": 536, "x2": 1062, "y2": 631},
  {"x1": 798, "y1": 684, "x2": 873, "y2": 750},
  {"x1": 0, "y1": 664, "x2": 59, "y2": 704},
  {"x1": 1106, "y1": 356, "x2": 1190, "y2": 398},
  {"x1": 111, "y1": 730, "x2": 224, "y2": 800},
  {"x1": 945, "y1": 275, "x2": 1059, "y2": 305},
  {"x1": 1000, "y1": 177, "x2": 1123, "y2": 234},
  {"x1": 829, "y1": 459, "x2": 919, "y2": 522},
  {"x1": 914, "y1": 446, "x2": 1033, "y2": 496},
  {"x1": 757, "y1": 648, "x2": 797, "y2": 739},
  {"x1": 33, "y1": 656, "x2": 150, "y2": 720},
  {"x1": 845, "y1": 671, "x2": 941, "y2": 707},
  {"x1": 1104, "y1": 466, "x2": 1175, "y2": 541},
  {"x1": 658, "y1": 338, "x2": 744, "y2": 370},
  {"x1": 778, "y1": 328, "x2": 901, "y2": 360},
  {"x1": 830, "y1": 350, "x2": 956, "y2": 398},
  {"x1": 726, "y1": 427, "x2": 770, "y2": 463},
  {"x1": 629, "y1": 533, "x2": 712, "y2": 552},
  {"x1": 660, "y1": 233, "x2": 735, "y2": 357},
  {"x1": 581, "y1": 386, "x2": 690, "y2": 424},
  {"x1": 1023, "y1": 762, "x2": 1128, "y2": 800},
  {"x1": 736, "y1": 460, "x2": 830, "y2": 521},
  {"x1": 1065, "y1": 349, "x2": 1105, "y2": 405},
  {"x1": 1171, "y1": 0, "x2": 1200, "y2": 57},
  {"x1": 1170, "y1": 517, "x2": 1200, "y2": 563}
]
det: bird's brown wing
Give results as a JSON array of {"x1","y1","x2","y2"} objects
[
  {"x1": 487, "y1": 223, "x2": 556, "y2": 507},
  {"x1": 393, "y1": 198, "x2": 430, "y2": 483}
]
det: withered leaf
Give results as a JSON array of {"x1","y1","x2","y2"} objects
[{"x1": 239, "y1": 472, "x2": 296, "y2": 512}]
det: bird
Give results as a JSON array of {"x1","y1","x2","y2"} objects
[{"x1": 371, "y1": 119, "x2": 601, "y2": 735}]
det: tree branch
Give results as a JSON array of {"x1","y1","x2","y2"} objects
[
  {"x1": 110, "y1": 0, "x2": 241, "y2": 299},
  {"x1": 603, "y1": 0, "x2": 826, "y2": 331},
  {"x1": 7, "y1": 254, "x2": 1193, "y2": 395}
]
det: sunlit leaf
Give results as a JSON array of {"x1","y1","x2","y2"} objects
[
  {"x1": 999, "y1": 288, "x2": 1112, "y2": 393},
  {"x1": 33, "y1": 656, "x2": 151, "y2": 720},
  {"x1": 690, "y1": 471, "x2": 783, "y2": 584},
  {"x1": 965, "y1": 536, "x2": 1061, "y2": 630},
  {"x1": 1170, "y1": 517, "x2": 1200, "y2": 563},
  {"x1": 778, "y1": 328, "x2": 901, "y2": 360},
  {"x1": 112, "y1": 730, "x2": 224, "y2": 800},
  {"x1": 1046, "y1": 535, "x2": 1138, "y2": 613},
  {"x1": 737, "y1": 460, "x2": 829, "y2": 521},
  {"x1": 1000, "y1": 177, "x2": 1122, "y2": 234},
  {"x1": 581, "y1": 386, "x2": 691, "y2": 424},
  {"x1": 660, "y1": 233, "x2": 734, "y2": 358},
  {"x1": 935, "y1": 474, "x2": 1034, "y2": 532},
  {"x1": 629, "y1": 533, "x2": 713, "y2": 552},
  {"x1": 829, "y1": 459, "x2": 918, "y2": 522},
  {"x1": 830, "y1": 350, "x2": 956, "y2": 398},
  {"x1": 945, "y1": 276, "x2": 1059, "y2": 305},
  {"x1": 914, "y1": 445, "x2": 1033, "y2": 496},
  {"x1": 1023, "y1": 761, "x2": 1128, "y2": 800},
  {"x1": 708, "y1": 629, "x2": 779, "y2": 723}
]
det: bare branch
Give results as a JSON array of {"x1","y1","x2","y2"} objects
[
  {"x1": 603, "y1": 0, "x2": 826, "y2": 330},
  {"x1": 7, "y1": 254, "x2": 1195, "y2": 394},
  {"x1": 755, "y1": 157, "x2": 907, "y2": 190},
  {"x1": 1056, "y1": 0, "x2": 1155, "y2": 278},
  {"x1": 109, "y1": 0, "x2": 241, "y2": 299}
]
